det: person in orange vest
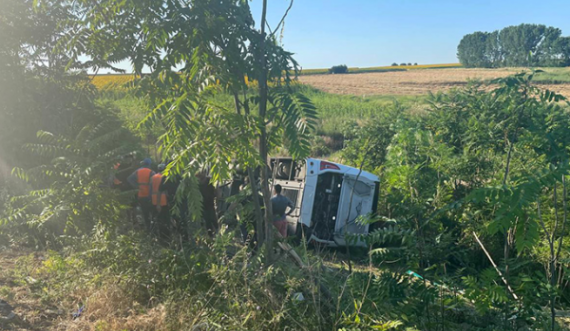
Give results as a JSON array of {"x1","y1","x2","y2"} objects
[
  {"x1": 127, "y1": 158, "x2": 155, "y2": 231},
  {"x1": 151, "y1": 164, "x2": 170, "y2": 242}
]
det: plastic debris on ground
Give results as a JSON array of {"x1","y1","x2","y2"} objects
[{"x1": 72, "y1": 306, "x2": 84, "y2": 319}]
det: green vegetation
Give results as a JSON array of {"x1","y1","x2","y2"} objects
[
  {"x1": 329, "y1": 64, "x2": 349, "y2": 74},
  {"x1": 4, "y1": 1, "x2": 570, "y2": 331},
  {"x1": 300, "y1": 86, "x2": 425, "y2": 136},
  {"x1": 532, "y1": 67, "x2": 570, "y2": 84},
  {"x1": 458, "y1": 23, "x2": 570, "y2": 67}
]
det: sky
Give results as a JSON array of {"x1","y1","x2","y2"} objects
[{"x1": 104, "y1": 0, "x2": 570, "y2": 72}]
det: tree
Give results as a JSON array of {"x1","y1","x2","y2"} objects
[
  {"x1": 51, "y1": 0, "x2": 317, "y2": 263},
  {"x1": 329, "y1": 64, "x2": 348, "y2": 74},
  {"x1": 458, "y1": 24, "x2": 569, "y2": 67},
  {"x1": 555, "y1": 37, "x2": 570, "y2": 66},
  {"x1": 457, "y1": 32, "x2": 491, "y2": 67},
  {"x1": 5, "y1": 112, "x2": 138, "y2": 246},
  {"x1": 484, "y1": 31, "x2": 502, "y2": 67},
  {"x1": 0, "y1": 0, "x2": 103, "y2": 179}
]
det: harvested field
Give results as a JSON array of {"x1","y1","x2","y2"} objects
[{"x1": 298, "y1": 68, "x2": 570, "y2": 98}]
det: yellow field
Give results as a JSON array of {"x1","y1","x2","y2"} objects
[{"x1": 90, "y1": 74, "x2": 136, "y2": 91}]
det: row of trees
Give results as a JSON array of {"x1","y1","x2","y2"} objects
[
  {"x1": 391, "y1": 62, "x2": 418, "y2": 66},
  {"x1": 457, "y1": 23, "x2": 570, "y2": 67}
]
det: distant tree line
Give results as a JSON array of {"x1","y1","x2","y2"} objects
[
  {"x1": 391, "y1": 63, "x2": 417, "y2": 66},
  {"x1": 458, "y1": 23, "x2": 570, "y2": 67},
  {"x1": 329, "y1": 64, "x2": 348, "y2": 74}
]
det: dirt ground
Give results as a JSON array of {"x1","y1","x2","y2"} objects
[
  {"x1": 299, "y1": 68, "x2": 570, "y2": 98},
  {"x1": 0, "y1": 248, "x2": 165, "y2": 331},
  {"x1": 0, "y1": 249, "x2": 56, "y2": 331}
]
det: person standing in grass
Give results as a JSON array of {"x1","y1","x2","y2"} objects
[
  {"x1": 151, "y1": 164, "x2": 170, "y2": 242},
  {"x1": 127, "y1": 158, "x2": 155, "y2": 231},
  {"x1": 270, "y1": 184, "x2": 294, "y2": 238}
]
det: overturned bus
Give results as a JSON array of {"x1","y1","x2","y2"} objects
[{"x1": 270, "y1": 158, "x2": 380, "y2": 247}]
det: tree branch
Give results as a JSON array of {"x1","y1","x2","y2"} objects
[
  {"x1": 556, "y1": 175, "x2": 567, "y2": 261},
  {"x1": 538, "y1": 200, "x2": 553, "y2": 245},
  {"x1": 552, "y1": 182, "x2": 559, "y2": 242},
  {"x1": 472, "y1": 231, "x2": 519, "y2": 300},
  {"x1": 271, "y1": 0, "x2": 294, "y2": 37}
]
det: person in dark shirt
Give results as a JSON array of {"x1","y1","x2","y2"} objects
[
  {"x1": 270, "y1": 184, "x2": 294, "y2": 238},
  {"x1": 159, "y1": 173, "x2": 188, "y2": 242},
  {"x1": 114, "y1": 154, "x2": 135, "y2": 192},
  {"x1": 198, "y1": 171, "x2": 219, "y2": 238}
]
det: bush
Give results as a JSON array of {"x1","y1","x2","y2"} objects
[
  {"x1": 391, "y1": 63, "x2": 398, "y2": 66},
  {"x1": 407, "y1": 63, "x2": 412, "y2": 66},
  {"x1": 414, "y1": 63, "x2": 418, "y2": 65},
  {"x1": 310, "y1": 136, "x2": 331, "y2": 157},
  {"x1": 400, "y1": 63, "x2": 407, "y2": 66},
  {"x1": 328, "y1": 64, "x2": 348, "y2": 74}
]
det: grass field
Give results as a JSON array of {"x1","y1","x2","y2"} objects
[
  {"x1": 95, "y1": 66, "x2": 570, "y2": 139},
  {"x1": 533, "y1": 67, "x2": 570, "y2": 83}
]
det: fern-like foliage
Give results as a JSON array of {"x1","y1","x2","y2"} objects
[{"x1": 2, "y1": 111, "x2": 138, "y2": 246}]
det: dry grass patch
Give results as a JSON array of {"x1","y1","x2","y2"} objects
[{"x1": 0, "y1": 249, "x2": 167, "y2": 331}]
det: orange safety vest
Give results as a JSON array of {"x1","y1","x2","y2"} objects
[
  {"x1": 136, "y1": 168, "x2": 153, "y2": 198},
  {"x1": 151, "y1": 173, "x2": 167, "y2": 206}
]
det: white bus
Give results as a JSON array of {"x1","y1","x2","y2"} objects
[{"x1": 270, "y1": 158, "x2": 380, "y2": 247}]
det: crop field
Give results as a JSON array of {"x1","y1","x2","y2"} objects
[
  {"x1": 298, "y1": 67, "x2": 570, "y2": 97},
  {"x1": 92, "y1": 66, "x2": 570, "y2": 98},
  {"x1": 89, "y1": 63, "x2": 462, "y2": 88},
  {"x1": 90, "y1": 74, "x2": 137, "y2": 90},
  {"x1": 299, "y1": 62, "x2": 462, "y2": 75}
]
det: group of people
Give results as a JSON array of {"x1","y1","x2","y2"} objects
[
  {"x1": 110, "y1": 156, "x2": 183, "y2": 242},
  {"x1": 125, "y1": 158, "x2": 170, "y2": 238},
  {"x1": 109, "y1": 155, "x2": 296, "y2": 245}
]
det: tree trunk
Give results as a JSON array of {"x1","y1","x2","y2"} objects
[
  {"x1": 247, "y1": 167, "x2": 264, "y2": 249},
  {"x1": 258, "y1": 0, "x2": 274, "y2": 264}
]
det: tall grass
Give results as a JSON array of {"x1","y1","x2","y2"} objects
[
  {"x1": 298, "y1": 86, "x2": 425, "y2": 135},
  {"x1": 532, "y1": 67, "x2": 570, "y2": 84},
  {"x1": 95, "y1": 83, "x2": 425, "y2": 144}
]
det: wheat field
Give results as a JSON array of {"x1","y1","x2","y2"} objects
[
  {"x1": 298, "y1": 68, "x2": 570, "y2": 97},
  {"x1": 92, "y1": 67, "x2": 570, "y2": 98}
]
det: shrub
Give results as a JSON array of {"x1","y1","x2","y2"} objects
[
  {"x1": 407, "y1": 63, "x2": 412, "y2": 66},
  {"x1": 328, "y1": 64, "x2": 348, "y2": 74},
  {"x1": 414, "y1": 63, "x2": 418, "y2": 65},
  {"x1": 400, "y1": 63, "x2": 407, "y2": 66},
  {"x1": 391, "y1": 63, "x2": 398, "y2": 66},
  {"x1": 310, "y1": 136, "x2": 331, "y2": 157}
]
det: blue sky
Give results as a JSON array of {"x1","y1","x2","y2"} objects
[
  {"x1": 104, "y1": 0, "x2": 570, "y2": 72},
  {"x1": 251, "y1": 0, "x2": 570, "y2": 69}
]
